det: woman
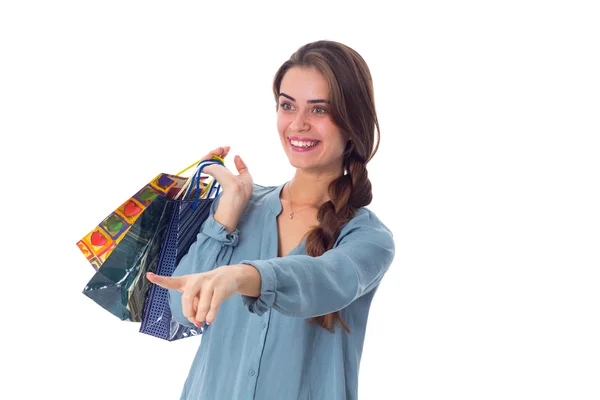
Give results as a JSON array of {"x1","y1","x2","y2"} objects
[{"x1": 148, "y1": 40, "x2": 395, "y2": 400}]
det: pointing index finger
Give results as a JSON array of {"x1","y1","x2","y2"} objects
[{"x1": 146, "y1": 272, "x2": 186, "y2": 292}]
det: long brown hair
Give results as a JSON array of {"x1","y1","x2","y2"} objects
[{"x1": 272, "y1": 40, "x2": 381, "y2": 333}]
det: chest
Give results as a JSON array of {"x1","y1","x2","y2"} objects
[{"x1": 276, "y1": 208, "x2": 319, "y2": 258}]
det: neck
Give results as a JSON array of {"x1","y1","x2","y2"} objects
[{"x1": 287, "y1": 166, "x2": 343, "y2": 207}]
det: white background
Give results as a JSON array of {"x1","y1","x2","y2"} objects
[{"x1": 1, "y1": 1, "x2": 599, "y2": 399}]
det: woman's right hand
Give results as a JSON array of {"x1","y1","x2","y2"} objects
[{"x1": 200, "y1": 146, "x2": 253, "y2": 233}]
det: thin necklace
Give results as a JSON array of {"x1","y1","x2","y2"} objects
[{"x1": 287, "y1": 181, "x2": 313, "y2": 219}]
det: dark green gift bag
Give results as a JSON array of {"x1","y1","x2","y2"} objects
[{"x1": 83, "y1": 195, "x2": 175, "y2": 321}]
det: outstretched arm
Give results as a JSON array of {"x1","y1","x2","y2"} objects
[{"x1": 237, "y1": 211, "x2": 395, "y2": 318}]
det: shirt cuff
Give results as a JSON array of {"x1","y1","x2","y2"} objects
[
  {"x1": 201, "y1": 214, "x2": 240, "y2": 246},
  {"x1": 239, "y1": 260, "x2": 277, "y2": 316}
]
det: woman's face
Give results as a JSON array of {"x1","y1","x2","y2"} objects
[{"x1": 277, "y1": 66, "x2": 347, "y2": 174}]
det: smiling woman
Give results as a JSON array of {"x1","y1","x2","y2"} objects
[{"x1": 147, "y1": 39, "x2": 395, "y2": 400}]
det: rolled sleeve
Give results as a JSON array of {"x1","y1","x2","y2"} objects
[
  {"x1": 239, "y1": 260, "x2": 277, "y2": 316},
  {"x1": 201, "y1": 214, "x2": 240, "y2": 246}
]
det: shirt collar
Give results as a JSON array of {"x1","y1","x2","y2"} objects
[{"x1": 267, "y1": 181, "x2": 287, "y2": 216}]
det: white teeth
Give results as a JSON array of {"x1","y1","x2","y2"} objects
[{"x1": 291, "y1": 139, "x2": 318, "y2": 148}]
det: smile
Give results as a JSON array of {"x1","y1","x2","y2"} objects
[{"x1": 288, "y1": 137, "x2": 321, "y2": 152}]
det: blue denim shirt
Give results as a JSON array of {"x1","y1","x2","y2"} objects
[{"x1": 169, "y1": 182, "x2": 395, "y2": 399}]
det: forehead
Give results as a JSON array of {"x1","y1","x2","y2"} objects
[{"x1": 280, "y1": 67, "x2": 330, "y2": 100}]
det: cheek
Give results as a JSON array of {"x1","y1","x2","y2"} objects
[
  {"x1": 321, "y1": 123, "x2": 346, "y2": 149},
  {"x1": 276, "y1": 114, "x2": 289, "y2": 135}
]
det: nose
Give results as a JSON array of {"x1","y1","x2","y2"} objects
[{"x1": 290, "y1": 112, "x2": 309, "y2": 131}]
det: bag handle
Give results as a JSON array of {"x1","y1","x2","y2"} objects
[
  {"x1": 177, "y1": 157, "x2": 208, "y2": 176},
  {"x1": 189, "y1": 158, "x2": 224, "y2": 209},
  {"x1": 173, "y1": 156, "x2": 224, "y2": 203},
  {"x1": 173, "y1": 160, "x2": 209, "y2": 200},
  {"x1": 172, "y1": 157, "x2": 213, "y2": 199},
  {"x1": 189, "y1": 156, "x2": 223, "y2": 200},
  {"x1": 173, "y1": 155, "x2": 224, "y2": 199}
]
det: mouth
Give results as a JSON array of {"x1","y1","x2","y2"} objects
[{"x1": 288, "y1": 136, "x2": 321, "y2": 152}]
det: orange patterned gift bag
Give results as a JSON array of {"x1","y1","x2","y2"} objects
[{"x1": 76, "y1": 157, "x2": 218, "y2": 270}]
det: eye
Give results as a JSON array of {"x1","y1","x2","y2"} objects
[
  {"x1": 280, "y1": 102, "x2": 294, "y2": 111},
  {"x1": 313, "y1": 106, "x2": 327, "y2": 114}
]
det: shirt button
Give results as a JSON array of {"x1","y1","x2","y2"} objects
[
  {"x1": 262, "y1": 322, "x2": 267, "y2": 329},
  {"x1": 248, "y1": 369, "x2": 255, "y2": 376}
]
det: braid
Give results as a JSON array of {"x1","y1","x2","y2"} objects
[{"x1": 306, "y1": 153, "x2": 372, "y2": 333}]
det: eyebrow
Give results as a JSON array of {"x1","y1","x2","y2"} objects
[{"x1": 279, "y1": 92, "x2": 329, "y2": 104}]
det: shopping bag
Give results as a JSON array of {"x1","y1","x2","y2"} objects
[
  {"x1": 80, "y1": 157, "x2": 223, "y2": 322},
  {"x1": 76, "y1": 174, "x2": 183, "y2": 271},
  {"x1": 139, "y1": 194, "x2": 215, "y2": 341}
]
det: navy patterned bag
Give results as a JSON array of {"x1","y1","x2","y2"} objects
[{"x1": 139, "y1": 195, "x2": 215, "y2": 341}]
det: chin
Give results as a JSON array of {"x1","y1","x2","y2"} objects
[{"x1": 286, "y1": 157, "x2": 313, "y2": 170}]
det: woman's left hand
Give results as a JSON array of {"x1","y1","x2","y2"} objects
[{"x1": 147, "y1": 265, "x2": 242, "y2": 327}]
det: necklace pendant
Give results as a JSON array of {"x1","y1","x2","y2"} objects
[{"x1": 289, "y1": 213, "x2": 294, "y2": 219}]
